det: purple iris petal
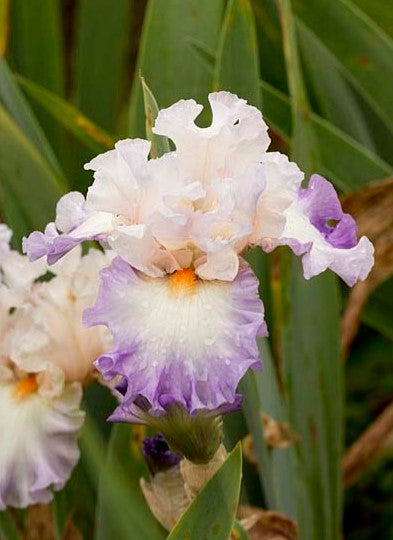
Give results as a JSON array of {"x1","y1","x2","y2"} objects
[
  {"x1": 84, "y1": 256, "x2": 266, "y2": 417},
  {"x1": 299, "y1": 174, "x2": 357, "y2": 249}
]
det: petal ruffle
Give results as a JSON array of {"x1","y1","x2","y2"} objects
[
  {"x1": 278, "y1": 175, "x2": 374, "y2": 286},
  {"x1": 0, "y1": 381, "x2": 84, "y2": 509},
  {"x1": 84, "y1": 257, "x2": 267, "y2": 415}
]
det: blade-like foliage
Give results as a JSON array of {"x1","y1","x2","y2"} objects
[
  {"x1": 214, "y1": 0, "x2": 260, "y2": 106},
  {"x1": 0, "y1": 58, "x2": 64, "y2": 178},
  {"x1": 292, "y1": 0, "x2": 393, "y2": 137},
  {"x1": 276, "y1": 1, "x2": 343, "y2": 538},
  {"x1": 17, "y1": 75, "x2": 115, "y2": 154},
  {"x1": 167, "y1": 444, "x2": 242, "y2": 540},
  {"x1": 0, "y1": 102, "x2": 64, "y2": 245},
  {"x1": 74, "y1": 0, "x2": 132, "y2": 133},
  {"x1": 9, "y1": 0, "x2": 66, "y2": 161},
  {"x1": 0, "y1": 511, "x2": 21, "y2": 540},
  {"x1": 81, "y1": 420, "x2": 166, "y2": 540},
  {"x1": 128, "y1": 0, "x2": 224, "y2": 137},
  {"x1": 141, "y1": 77, "x2": 171, "y2": 158}
]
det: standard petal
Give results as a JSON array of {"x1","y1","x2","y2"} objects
[
  {"x1": 252, "y1": 152, "x2": 304, "y2": 244},
  {"x1": 153, "y1": 91, "x2": 270, "y2": 183},
  {"x1": 55, "y1": 192, "x2": 89, "y2": 233}
]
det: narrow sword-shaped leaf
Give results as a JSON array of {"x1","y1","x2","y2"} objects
[
  {"x1": 141, "y1": 77, "x2": 170, "y2": 158},
  {"x1": 292, "y1": 0, "x2": 393, "y2": 137},
  {"x1": 277, "y1": 1, "x2": 343, "y2": 538},
  {"x1": 17, "y1": 75, "x2": 115, "y2": 154},
  {"x1": 8, "y1": 0, "x2": 67, "y2": 162},
  {"x1": 0, "y1": 102, "x2": 64, "y2": 246},
  {"x1": 0, "y1": 58, "x2": 64, "y2": 179},
  {"x1": 213, "y1": 0, "x2": 260, "y2": 106},
  {"x1": 167, "y1": 444, "x2": 242, "y2": 540},
  {"x1": 128, "y1": 0, "x2": 224, "y2": 137},
  {"x1": 81, "y1": 420, "x2": 166, "y2": 540}
]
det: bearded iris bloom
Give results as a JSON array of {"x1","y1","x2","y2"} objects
[
  {"x1": 0, "y1": 230, "x2": 111, "y2": 509},
  {"x1": 23, "y1": 92, "x2": 374, "y2": 454}
]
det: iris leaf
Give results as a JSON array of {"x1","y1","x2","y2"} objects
[
  {"x1": 141, "y1": 77, "x2": 171, "y2": 158},
  {"x1": 276, "y1": 1, "x2": 343, "y2": 538},
  {"x1": 17, "y1": 75, "x2": 115, "y2": 154},
  {"x1": 81, "y1": 420, "x2": 166, "y2": 540},
  {"x1": 0, "y1": 101, "x2": 64, "y2": 245},
  {"x1": 128, "y1": 0, "x2": 224, "y2": 137},
  {"x1": 167, "y1": 444, "x2": 242, "y2": 540}
]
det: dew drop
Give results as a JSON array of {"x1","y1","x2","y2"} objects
[
  {"x1": 204, "y1": 336, "x2": 216, "y2": 346},
  {"x1": 225, "y1": 359, "x2": 231, "y2": 366}
]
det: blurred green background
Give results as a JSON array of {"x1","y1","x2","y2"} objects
[{"x1": 0, "y1": 1, "x2": 392, "y2": 539}]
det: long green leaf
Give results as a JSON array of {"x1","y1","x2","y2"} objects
[
  {"x1": 292, "y1": 0, "x2": 393, "y2": 137},
  {"x1": 297, "y1": 19, "x2": 375, "y2": 151},
  {"x1": 74, "y1": 0, "x2": 132, "y2": 132},
  {"x1": 277, "y1": 1, "x2": 343, "y2": 539},
  {"x1": 214, "y1": 0, "x2": 260, "y2": 106},
  {"x1": 351, "y1": 0, "x2": 393, "y2": 40},
  {"x1": 141, "y1": 77, "x2": 170, "y2": 158},
  {"x1": 363, "y1": 278, "x2": 393, "y2": 342},
  {"x1": 253, "y1": 340, "x2": 298, "y2": 518},
  {"x1": 0, "y1": 58, "x2": 63, "y2": 178},
  {"x1": 95, "y1": 424, "x2": 166, "y2": 540},
  {"x1": 240, "y1": 371, "x2": 276, "y2": 509},
  {"x1": 81, "y1": 420, "x2": 166, "y2": 540},
  {"x1": 129, "y1": 0, "x2": 224, "y2": 137},
  {"x1": 0, "y1": 511, "x2": 21, "y2": 540},
  {"x1": 8, "y1": 0, "x2": 66, "y2": 161},
  {"x1": 0, "y1": 102, "x2": 64, "y2": 245},
  {"x1": 260, "y1": 78, "x2": 393, "y2": 190},
  {"x1": 17, "y1": 75, "x2": 115, "y2": 154},
  {"x1": 167, "y1": 444, "x2": 242, "y2": 540}
]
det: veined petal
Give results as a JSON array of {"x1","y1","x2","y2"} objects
[
  {"x1": 84, "y1": 257, "x2": 267, "y2": 415},
  {"x1": 0, "y1": 380, "x2": 84, "y2": 509}
]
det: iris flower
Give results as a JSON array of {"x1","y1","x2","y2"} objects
[
  {"x1": 23, "y1": 92, "x2": 374, "y2": 433},
  {"x1": 0, "y1": 231, "x2": 111, "y2": 509}
]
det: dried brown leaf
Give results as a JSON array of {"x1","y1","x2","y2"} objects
[
  {"x1": 237, "y1": 505, "x2": 298, "y2": 540},
  {"x1": 242, "y1": 412, "x2": 299, "y2": 465}
]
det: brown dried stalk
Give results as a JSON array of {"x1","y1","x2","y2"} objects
[
  {"x1": 343, "y1": 398, "x2": 393, "y2": 488},
  {"x1": 340, "y1": 177, "x2": 393, "y2": 357}
]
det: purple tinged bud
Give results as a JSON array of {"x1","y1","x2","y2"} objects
[{"x1": 142, "y1": 433, "x2": 181, "y2": 475}]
